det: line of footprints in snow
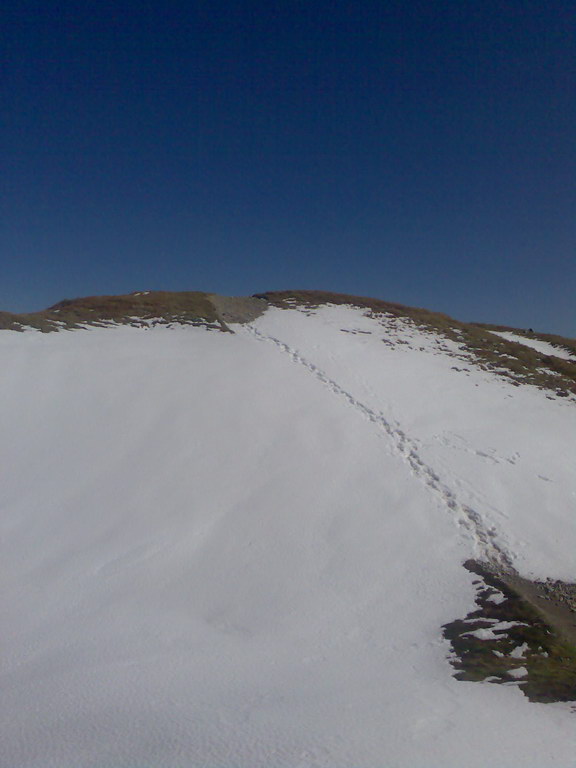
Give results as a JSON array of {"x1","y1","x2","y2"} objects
[{"x1": 244, "y1": 324, "x2": 516, "y2": 572}]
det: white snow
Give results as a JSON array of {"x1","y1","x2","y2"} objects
[
  {"x1": 486, "y1": 590, "x2": 507, "y2": 605},
  {"x1": 510, "y1": 643, "x2": 530, "y2": 659},
  {"x1": 463, "y1": 621, "x2": 527, "y2": 641},
  {"x1": 489, "y1": 330, "x2": 576, "y2": 361},
  {"x1": 1, "y1": 306, "x2": 575, "y2": 768},
  {"x1": 251, "y1": 306, "x2": 576, "y2": 580},
  {"x1": 463, "y1": 627, "x2": 499, "y2": 640},
  {"x1": 508, "y1": 666, "x2": 529, "y2": 679}
]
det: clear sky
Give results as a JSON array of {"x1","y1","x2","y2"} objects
[{"x1": 2, "y1": 0, "x2": 575, "y2": 334}]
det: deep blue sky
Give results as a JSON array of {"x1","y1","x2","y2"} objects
[{"x1": 2, "y1": 0, "x2": 575, "y2": 334}]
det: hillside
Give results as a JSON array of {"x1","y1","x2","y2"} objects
[
  {"x1": 1, "y1": 291, "x2": 575, "y2": 767},
  {"x1": 3, "y1": 289, "x2": 575, "y2": 396}
]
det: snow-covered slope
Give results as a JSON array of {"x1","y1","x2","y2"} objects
[
  {"x1": 488, "y1": 329, "x2": 576, "y2": 361},
  {"x1": 1, "y1": 303, "x2": 575, "y2": 767}
]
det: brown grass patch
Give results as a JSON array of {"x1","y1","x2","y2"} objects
[{"x1": 0, "y1": 291, "x2": 226, "y2": 332}]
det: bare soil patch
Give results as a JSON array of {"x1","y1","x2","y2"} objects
[{"x1": 444, "y1": 560, "x2": 576, "y2": 704}]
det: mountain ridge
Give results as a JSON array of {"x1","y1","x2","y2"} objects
[{"x1": 2, "y1": 288, "x2": 574, "y2": 398}]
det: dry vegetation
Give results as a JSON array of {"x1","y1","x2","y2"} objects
[{"x1": 0, "y1": 291, "x2": 226, "y2": 333}]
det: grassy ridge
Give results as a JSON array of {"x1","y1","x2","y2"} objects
[
  {"x1": 0, "y1": 291, "x2": 225, "y2": 332},
  {"x1": 2, "y1": 288, "x2": 575, "y2": 397}
]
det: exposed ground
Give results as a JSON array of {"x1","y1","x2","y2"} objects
[
  {"x1": 444, "y1": 561, "x2": 576, "y2": 704},
  {"x1": 208, "y1": 294, "x2": 268, "y2": 325}
]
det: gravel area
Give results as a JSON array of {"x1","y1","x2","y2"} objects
[{"x1": 208, "y1": 294, "x2": 268, "y2": 326}]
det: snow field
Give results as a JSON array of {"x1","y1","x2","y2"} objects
[
  {"x1": 251, "y1": 306, "x2": 576, "y2": 579},
  {"x1": 1, "y1": 313, "x2": 575, "y2": 767}
]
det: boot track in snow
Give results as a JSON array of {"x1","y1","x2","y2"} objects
[{"x1": 242, "y1": 323, "x2": 516, "y2": 573}]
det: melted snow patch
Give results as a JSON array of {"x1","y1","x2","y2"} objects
[
  {"x1": 486, "y1": 591, "x2": 507, "y2": 605},
  {"x1": 510, "y1": 643, "x2": 529, "y2": 659},
  {"x1": 463, "y1": 621, "x2": 528, "y2": 640},
  {"x1": 507, "y1": 666, "x2": 528, "y2": 679}
]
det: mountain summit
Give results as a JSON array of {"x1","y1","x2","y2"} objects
[{"x1": 2, "y1": 290, "x2": 575, "y2": 767}]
